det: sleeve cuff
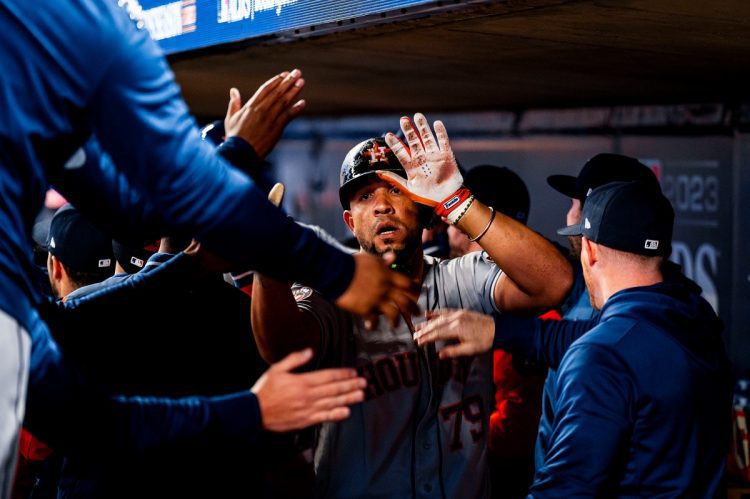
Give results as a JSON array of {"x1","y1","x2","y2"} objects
[
  {"x1": 207, "y1": 391, "x2": 263, "y2": 444},
  {"x1": 217, "y1": 137, "x2": 263, "y2": 174},
  {"x1": 493, "y1": 313, "x2": 540, "y2": 360}
]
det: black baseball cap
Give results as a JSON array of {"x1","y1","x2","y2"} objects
[
  {"x1": 547, "y1": 153, "x2": 657, "y2": 202},
  {"x1": 557, "y1": 180, "x2": 674, "y2": 257},
  {"x1": 464, "y1": 165, "x2": 530, "y2": 225},
  {"x1": 32, "y1": 204, "x2": 115, "y2": 274},
  {"x1": 112, "y1": 239, "x2": 158, "y2": 274}
]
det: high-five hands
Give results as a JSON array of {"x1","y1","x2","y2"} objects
[
  {"x1": 413, "y1": 309, "x2": 495, "y2": 360},
  {"x1": 251, "y1": 348, "x2": 367, "y2": 432},
  {"x1": 381, "y1": 113, "x2": 469, "y2": 223},
  {"x1": 224, "y1": 69, "x2": 306, "y2": 159}
]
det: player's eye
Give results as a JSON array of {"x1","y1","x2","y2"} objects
[
  {"x1": 390, "y1": 186, "x2": 401, "y2": 195},
  {"x1": 360, "y1": 192, "x2": 372, "y2": 201}
]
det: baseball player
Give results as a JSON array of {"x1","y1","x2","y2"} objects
[{"x1": 252, "y1": 114, "x2": 573, "y2": 498}]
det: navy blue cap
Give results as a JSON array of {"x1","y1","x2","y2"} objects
[
  {"x1": 112, "y1": 239, "x2": 158, "y2": 274},
  {"x1": 32, "y1": 204, "x2": 114, "y2": 274},
  {"x1": 548, "y1": 153, "x2": 657, "y2": 202},
  {"x1": 557, "y1": 180, "x2": 674, "y2": 257}
]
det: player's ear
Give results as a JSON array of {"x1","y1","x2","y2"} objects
[
  {"x1": 581, "y1": 237, "x2": 597, "y2": 267},
  {"x1": 343, "y1": 210, "x2": 356, "y2": 234},
  {"x1": 49, "y1": 254, "x2": 64, "y2": 281}
]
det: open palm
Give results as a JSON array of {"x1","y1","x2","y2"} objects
[{"x1": 379, "y1": 113, "x2": 463, "y2": 207}]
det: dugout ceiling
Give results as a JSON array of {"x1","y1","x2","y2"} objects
[{"x1": 169, "y1": 0, "x2": 750, "y2": 118}]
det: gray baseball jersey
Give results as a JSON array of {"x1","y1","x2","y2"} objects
[{"x1": 293, "y1": 252, "x2": 501, "y2": 499}]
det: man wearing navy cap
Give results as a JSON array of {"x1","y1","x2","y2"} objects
[
  {"x1": 528, "y1": 180, "x2": 732, "y2": 496},
  {"x1": 532, "y1": 153, "x2": 660, "y2": 471},
  {"x1": 414, "y1": 179, "x2": 732, "y2": 496},
  {"x1": 547, "y1": 153, "x2": 658, "y2": 265},
  {"x1": 34, "y1": 205, "x2": 115, "y2": 302}
]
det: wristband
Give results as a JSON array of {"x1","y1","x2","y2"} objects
[
  {"x1": 446, "y1": 195, "x2": 475, "y2": 225},
  {"x1": 434, "y1": 187, "x2": 472, "y2": 218}
]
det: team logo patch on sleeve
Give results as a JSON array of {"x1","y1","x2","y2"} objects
[{"x1": 293, "y1": 286, "x2": 313, "y2": 302}]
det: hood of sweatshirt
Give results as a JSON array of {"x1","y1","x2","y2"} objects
[{"x1": 599, "y1": 279, "x2": 727, "y2": 371}]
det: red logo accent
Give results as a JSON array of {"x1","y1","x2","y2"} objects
[{"x1": 363, "y1": 143, "x2": 390, "y2": 165}]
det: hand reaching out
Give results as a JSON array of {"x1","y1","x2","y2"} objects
[
  {"x1": 224, "y1": 69, "x2": 306, "y2": 159},
  {"x1": 413, "y1": 309, "x2": 495, "y2": 360},
  {"x1": 251, "y1": 349, "x2": 367, "y2": 432},
  {"x1": 335, "y1": 252, "x2": 420, "y2": 328}
]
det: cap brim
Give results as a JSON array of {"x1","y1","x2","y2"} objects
[
  {"x1": 557, "y1": 223, "x2": 583, "y2": 237},
  {"x1": 547, "y1": 175, "x2": 580, "y2": 199},
  {"x1": 32, "y1": 219, "x2": 51, "y2": 249}
]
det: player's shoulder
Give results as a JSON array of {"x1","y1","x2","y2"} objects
[
  {"x1": 291, "y1": 285, "x2": 316, "y2": 303},
  {"x1": 290, "y1": 283, "x2": 347, "y2": 317},
  {"x1": 428, "y1": 250, "x2": 496, "y2": 271}
]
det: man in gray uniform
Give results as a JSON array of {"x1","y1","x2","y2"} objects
[{"x1": 251, "y1": 114, "x2": 572, "y2": 498}]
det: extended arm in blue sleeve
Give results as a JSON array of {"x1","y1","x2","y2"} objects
[
  {"x1": 529, "y1": 344, "x2": 634, "y2": 497},
  {"x1": 493, "y1": 314, "x2": 595, "y2": 369},
  {"x1": 216, "y1": 136, "x2": 263, "y2": 177},
  {"x1": 24, "y1": 316, "x2": 262, "y2": 456},
  {"x1": 80, "y1": 17, "x2": 353, "y2": 299},
  {"x1": 53, "y1": 136, "x2": 267, "y2": 246}
]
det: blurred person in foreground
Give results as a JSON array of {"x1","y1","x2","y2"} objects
[{"x1": 0, "y1": 1, "x2": 414, "y2": 492}]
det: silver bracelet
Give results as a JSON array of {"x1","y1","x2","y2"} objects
[{"x1": 468, "y1": 207, "x2": 495, "y2": 242}]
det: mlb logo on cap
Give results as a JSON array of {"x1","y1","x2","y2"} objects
[
  {"x1": 645, "y1": 240, "x2": 659, "y2": 250},
  {"x1": 111, "y1": 239, "x2": 157, "y2": 275}
]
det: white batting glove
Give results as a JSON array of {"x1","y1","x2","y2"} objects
[{"x1": 379, "y1": 113, "x2": 471, "y2": 224}]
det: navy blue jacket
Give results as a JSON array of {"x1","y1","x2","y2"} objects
[
  {"x1": 28, "y1": 255, "x2": 264, "y2": 456},
  {"x1": 0, "y1": 0, "x2": 353, "y2": 333},
  {"x1": 1, "y1": 0, "x2": 352, "y2": 453},
  {"x1": 40, "y1": 252, "x2": 271, "y2": 497},
  {"x1": 528, "y1": 281, "x2": 732, "y2": 497}
]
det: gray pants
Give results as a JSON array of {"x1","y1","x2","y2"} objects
[{"x1": 0, "y1": 310, "x2": 30, "y2": 499}]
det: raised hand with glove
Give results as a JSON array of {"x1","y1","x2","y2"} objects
[
  {"x1": 382, "y1": 114, "x2": 573, "y2": 313},
  {"x1": 380, "y1": 113, "x2": 472, "y2": 225}
]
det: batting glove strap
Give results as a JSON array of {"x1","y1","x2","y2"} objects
[{"x1": 435, "y1": 187, "x2": 472, "y2": 220}]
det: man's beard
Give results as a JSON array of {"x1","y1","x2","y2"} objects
[{"x1": 358, "y1": 230, "x2": 422, "y2": 270}]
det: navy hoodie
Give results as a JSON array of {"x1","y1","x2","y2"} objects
[
  {"x1": 0, "y1": 0, "x2": 354, "y2": 456},
  {"x1": 529, "y1": 281, "x2": 732, "y2": 497}
]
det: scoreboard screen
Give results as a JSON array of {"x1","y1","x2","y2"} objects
[{"x1": 134, "y1": 0, "x2": 440, "y2": 54}]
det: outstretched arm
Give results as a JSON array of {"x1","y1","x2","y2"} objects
[
  {"x1": 383, "y1": 114, "x2": 572, "y2": 312},
  {"x1": 26, "y1": 314, "x2": 364, "y2": 455},
  {"x1": 68, "y1": 8, "x2": 411, "y2": 314},
  {"x1": 413, "y1": 308, "x2": 595, "y2": 368}
]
